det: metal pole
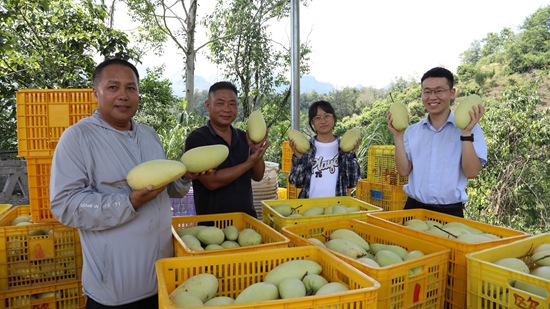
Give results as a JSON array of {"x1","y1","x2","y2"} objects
[{"x1": 290, "y1": 0, "x2": 300, "y2": 130}]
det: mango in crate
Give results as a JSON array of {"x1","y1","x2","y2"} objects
[
  {"x1": 169, "y1": 273, "x2": 218, "y2": 303},
  {"x1": 264, "y1": 259, "x2": 322, "y2": 287}
]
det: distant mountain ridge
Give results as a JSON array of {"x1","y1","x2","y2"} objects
[{"x1": 169, "y1": 73, "x2": 342, "y2": 96}]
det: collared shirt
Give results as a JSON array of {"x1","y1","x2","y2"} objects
[
  {"x1": 403, "y1": 111, "x2": 487, "y2": 205},
  {"x1": 184, "y1": 121, "x2": 257, "y2": 218},
  {"x1": 289, "y1": 136, "x2": 361, "y2": 198}
]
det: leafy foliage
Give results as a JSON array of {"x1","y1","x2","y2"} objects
[
  {"x1": 0, "y1": 0, "x2": 136, "y2": 149},
  {"x1": 134, "y1": 66, "x2": 183, "y2": 131},
  {"x1": 466, "y1": 81, "x2": 550, "y2": 233},
  {"x1": 203, "y1": 0, "x2": 310, "y2": 119}
]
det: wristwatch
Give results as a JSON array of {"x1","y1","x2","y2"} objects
[{"x1": 460, "y1": 134, "x2": 474, "y2": 142}]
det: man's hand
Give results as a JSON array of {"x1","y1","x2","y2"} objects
[
  {"x1": 463, "y1": 104, "x2": 485, "y2": 134},
  {"x1": 387, "y1": 111, "x2": 406, "y2": 137},
  {"x1": 246, "y1": 128, "x2": 269, "y2": 155},
  {"x1": 129, "y1": 184, "x2": 168, "y2": 209}
]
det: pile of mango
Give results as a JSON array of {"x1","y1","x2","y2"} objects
[
  {"x1": 176, "y1": 225, "x2": 263, "y2": 252},
  {"x1": 169, "y1": 259, "x2": 347, "y2": 307},
  {"x1": 403, "y1": 219, "x2": 501, "y2": 243}
]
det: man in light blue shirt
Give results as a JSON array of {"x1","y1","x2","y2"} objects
[{"x1": 387, "y1": 67, "x2": 487, "y2": 217}]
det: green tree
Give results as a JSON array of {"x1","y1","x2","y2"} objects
[
  {"x1": 466, "y1": 82, "x2": 550, "y2": 233},
  {"x1": 506, "y1": 6, "x2": 550, "y2": 73},
  {"x1": 203, "y1": 0, "x2": 311, "y2": 119},
  {"x1": 0, "y1": 0, "x2": 135, "y2": 150},
  {"x1": 134, "y1": 66, "x2": 183, "y2": 131},
  {"x1": 480, "y1": 29, "x2": 514, "y2": 58},
  {"x1": 124, "y1": 0, "x2": 205, "y2": 111},
  {"x1": 330, "y1": 87, "x2": 359, "y2": 118},
  {"x1": 460, "y1": 40, "x2": 482, "y2": 65}
]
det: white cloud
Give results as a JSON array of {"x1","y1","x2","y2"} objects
[{"x1": 119, "y1": 0, "x2": 549, "y2": 89}]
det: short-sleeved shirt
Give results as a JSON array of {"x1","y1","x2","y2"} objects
[
  {"x1": 403, "y1": 111, "x2": 487, "y2": 205},
  {"x1": 184, "y1": 121, "x2": 257, "y2": 218}
]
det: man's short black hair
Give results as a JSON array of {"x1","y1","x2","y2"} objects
[
  {"x1": 208, "y1": 81, "x2": 238, "y2": 97},
  {"x1": 92, "y1": 59, "x2": 140, "y2": 87},
  {"x1": 421, "y1": 67, "x2": 454, "y2": 89}
]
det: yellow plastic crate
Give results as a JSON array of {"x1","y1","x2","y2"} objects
[
  {"x1": 367, "y1": 145, "x2": 408, "y2": 185},
  {"x1": 467, "y1": 233, "x2": 550, "y2": 309},
  {"x1": 171, "y1": 212, "x2": 290, "y2": 256},
  {"x1": 281, "y1": 140, "x2": 292, "y2": 173},
  {"x1": 355, "y1": 179, "x2": 407, "y2": 211},
  {"x1": 277, "y1": 188, "x2": 287, "y2": 200},
  {"x1": 0, "y1": 204, "x2": 12, "y2": 218},
  {"x1": 285, "y1": 177, "x2": 352, "y2": 200},
  {"x1": 156, "y1": 246, "x2": 380, "y2": 309},
  {"x1": 0, "y1": 280, "x2": 86, "y2": 309},
  {"x1": 366, "y1": 209, "x2": 531, "y2": 309},
  {"x1": 26, "y1": 156, "x2": 56, "y2": 222},
  {"x1": 285, "y1": 177, "x2": 302, "y2": 199},
  {"x1": 282, "y1": 218, "x2": 450, "y2": 309},
  {"x1": 262, "y1": 196, "x2": 382, "y2": 232},
  {"x1": 16, "y1": 89, "x2": 97, "y2": 157},
  {"x1": 0, "y1": 205, "x2": 83, "y2": 290}
]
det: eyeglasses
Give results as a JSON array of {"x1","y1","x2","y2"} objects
[
  {"x1": 312, "y1": 113, "x2": 334, "y2": 123},
  {"x1": 422, "y1": 88, "x2": 450, "y2": 97}
]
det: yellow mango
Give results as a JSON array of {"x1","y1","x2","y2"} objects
[
  {"x1": 223, "y1": 225, "x2": 239, "y2": 241},
  {"x1": 204, "y1": 296, "x2": 234, "y2": 306},
  {"x1": 264, "y1": 259, "x2": 322, "y2": 287},
  {"x1": 302, "y1": 206, "x2": 324, "y2": 217},
  {"x1": 234, "y1": 282, "x2": 279, "y2": 304},
  {"x1": 455, "y1": 94, "x2": 483, "y2": 129},
  {"x1": 287, "y1": 129, "x2": 310, "y2": 153},
  {"x1": 389, "y1": 102, "x2": 409, "y2": 131},
  {"x1": 126, "y1": 159, "x2": 187, "y2": 190},
  {"x1": 180, "y1": 145, "x2": 229, "y2": 173},
  {"x1": 169, "y1": 273, "x2": 218, "y2": 303},
  {"x1": 315, "y1": 282, "x2": 349, "y2": 295},
  {"x1": 196, "y1": 226, "x2": 225, "y2": 245},
  {"x1": 247, "y1": 110, "x2": 267, "y2": 143},
  {"x1": 237, "y1": 228, "x2": 262, "y2": 247},
  {"x1": 11, "y1": 215, "x2": 31, "y2": 226},
  {"x1": 340, "y1": 128, "x2": 361, "y2": 152},
  {"x1": 374, "y1": 249, "x2": 403, "y2": 267},
  {"x1": 278, "y1": 277, "x2": 306, "y2": 299},
  {"x1": 180, "y1": 234, "x2": 201, "y2": 248},
  {"x1": 302, "y1": 273, "x2": 329, "y2": 294},
  {"x1": 171, "y1": 291, "x2": 204, "y2": 308}
]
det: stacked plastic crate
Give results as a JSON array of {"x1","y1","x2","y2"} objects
[
  {"x1": 356, "y1": 145, "x2": 409, "y2": 211},
  {"x1": 5, "y1": 89, "x2": 97, "y2": 308},
  {"x1": 281, "y1": 140, "x2": 301, "y2": 199}
]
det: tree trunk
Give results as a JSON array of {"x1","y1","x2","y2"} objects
[{"x1": 185, "y1": 0, "x2": 198, "y2": 111}]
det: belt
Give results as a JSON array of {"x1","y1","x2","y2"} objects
[{"x1": 407, "y1": 197, "x2": 464, "y2": 211}]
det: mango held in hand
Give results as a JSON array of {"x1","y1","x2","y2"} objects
[
  {"x1": 180, "y1": 144, "x2": 229, "y2": 173},
  {"x1": 340, "y1": 128, "x2": 361, "y2": 152},
  {"x1": 126, "y1": 159, "x2": 187, "y2": 190},
  {"x1": 455, "y1": 94, "x2": 483, "y2": 129},
  {"x1": 248, "y1": 110, "x2": 267, "y2": 143},
  {"x1": 389, "y1": 102, "x2": 409, "y2": 131},
  {"x1": 287, "y1": 129, "x2": 310, "y2": 153}
]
